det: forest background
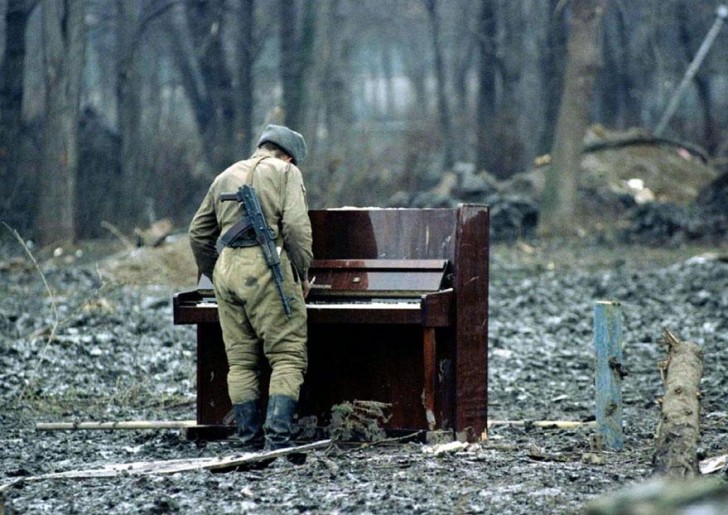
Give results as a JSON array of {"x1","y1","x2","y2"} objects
[{"x1": 1, "y1": 0, "x2": 727, "y2": 245}]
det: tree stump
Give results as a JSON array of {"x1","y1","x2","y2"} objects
[{"x1": 653, "y1": 330, "x2": 704, "y2": 478}]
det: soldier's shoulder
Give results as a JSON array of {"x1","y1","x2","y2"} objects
[{"x1": 214, "y1": 160, "x2": 250, "y2": 182}]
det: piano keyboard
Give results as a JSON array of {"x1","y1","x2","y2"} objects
[{"x1": 307, "y1": 301, "x2": 419, "y2": 310}]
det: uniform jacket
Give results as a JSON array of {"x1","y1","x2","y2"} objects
[{"x1": 189, "y1": 148, "x2": 313, "y2": 281}]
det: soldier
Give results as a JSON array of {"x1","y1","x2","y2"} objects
[{"x1": 189, "y1": 125, "x2": 312, "y2": 451}]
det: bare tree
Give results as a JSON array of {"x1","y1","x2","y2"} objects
[
  {"x1": 318, "y1": 0, "x2": 353, "y2": 207},
  {"x1": 450, "y1": 0, "x2": 477, "y2": 125},
  {"x1": 0, "y1": 0, "x2": 37, "y2": 227},
  {"x1": 237, "y1": 0, "x2": 255, "y2": 153},
  {"x1": 278, "y1": 0, "x2": 300, "y2": 129},
  {"x1": 675, "y1": 1, "x2": 720, "y2": 153},
  {"x1": 278, "y1": 0, "x2": 318, "y2": 133},
  {"x1": 475, "y1": 0, "x2": 497, "y2": 174},
  {"x1": 36, "y1": 0, "x2": 86, "y2": 244},
  {"x1": 115, "y1": 0, "x2": 145, "y2": 225},
  {"x1": 598, "y1": 2, "x2": 638, "y2": 129},
  {"x1": 538, "y1": 0, "x2": 605, "y2": 238},
  {"x1": 163, "y1": 0, "x2": 237, "y2": 171},
  {"x1": 3, "y1": 0, "x2": 727, "y2": 236},
  {"x1": 538, "y1": 0, "x2": 568, "y2": 154},
  {"x1": 423, "y1": 0, "x2": 454, "y2": 170},
  {"x1": 493, "y1": 0, "x2": 526, "y2": 179}
]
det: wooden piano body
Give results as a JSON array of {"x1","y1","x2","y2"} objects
[{"x1": 173, "y1": 205, "x2": 489, "y2": 440}]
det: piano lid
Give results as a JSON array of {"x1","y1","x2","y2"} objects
[{"x1": 308, "y1": 259, "x2": 448, "y2": 299}]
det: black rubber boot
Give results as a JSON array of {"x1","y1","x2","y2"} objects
[
  {"x1": 263, "y1": 395, "x2": 297, "y2": 451},
  {"x1": 263, "y1": 395, "x2": 306, "y2": 465},
  {"x1": 232, "y1": 401, "x2": 264, "y2": 451}
]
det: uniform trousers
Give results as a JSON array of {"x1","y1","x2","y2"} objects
[{"x1": 213, "y1": 246, "x2": 308, "y2": 403}]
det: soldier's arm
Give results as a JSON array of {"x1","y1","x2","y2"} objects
[
  {"x1": 280, "y1": 165, "x2": 313, "y2": 280},
  {"x1": 189, "y1": 189, "x2": 221, "y2": 279}
]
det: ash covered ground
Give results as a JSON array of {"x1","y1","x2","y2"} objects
[{"x1": 1, "y1": 236, "x2": 728, "y2": 514}]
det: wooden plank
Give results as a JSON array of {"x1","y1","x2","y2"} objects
[
  {"x1": 36, "y1": 420, "x2": 198, "y2": 431},
  {"x1": 423, "y1": 327, "x2": 437, "y2": 430},
  {"x1": 0, "y1": 440, "x2": 332, "y2": 493},
  {"x1": 593, "y1": 301, "x2": 624, "y2": 450},
  {"x1": 453, "y1": 205, "x2": 489, "y2": 440}
]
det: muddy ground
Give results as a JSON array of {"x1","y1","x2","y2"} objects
[{"x1": 1, "y1": 235, "x2": 728, "y2": 514}]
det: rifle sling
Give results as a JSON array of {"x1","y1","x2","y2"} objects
[{"x1": 217, "y1": 154, "x2": 283, "y2": 250}]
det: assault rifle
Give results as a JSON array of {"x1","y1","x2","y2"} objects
[{"x1": 220, "y1": 185, "x2": 292, "y2": 319}]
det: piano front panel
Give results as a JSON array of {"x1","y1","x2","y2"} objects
[{"x1": 302, "y1": 324, "x2": 454, "y2": 431}]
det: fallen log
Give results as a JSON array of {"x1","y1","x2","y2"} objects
[{"x1": 653, "y1": 329, "x2": 704, "y2": 478}]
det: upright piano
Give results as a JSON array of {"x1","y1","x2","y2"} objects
[{"x1": 173, "y1": 205, "x2": 489, "y2": 441}]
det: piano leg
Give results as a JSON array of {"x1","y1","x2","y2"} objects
[{"x1": 423, "y1": 327, "x2": 437, "y2": 430}]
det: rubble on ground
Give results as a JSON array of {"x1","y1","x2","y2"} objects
[{"x1": 388, "y1": 127, "x2": 725, "y2": 245}]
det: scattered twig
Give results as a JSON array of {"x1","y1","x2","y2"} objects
[
  {"x1": 3, "y1": 223, "x2": 59, "y2": 322},
  {"x1": 3, "y1": 223, "x2": 60, "y2": 407}
]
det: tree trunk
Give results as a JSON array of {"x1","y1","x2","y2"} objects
[
  {"x1": 116, "y1": 0, "x2": 144, "y2": 226},
  {"x1": 188, "y1": 0, "x2": 236, "y2": 168},
  {"x1": 599, "y1": 3, "x2": 637, "y2": 130},
  {"x1": 165, "y1": 0, "x2": 236, "y2": 172},
  {"x1": 494, "y1": 0, "x2": 525, "y2": 179},
  {"x1": 320, "y1": 0, "x2": 352, "y2": 207},
  {"x1": 537, "y1": 0, "x2": 568, "y2": 154},
  {"x1": 676, "y1": 2, "x2": 718, "y2": 154},
  {"x1": 451, "y1": 2, "x2": 476, "y2": 120},
  {"x1": 653, "y1": 330, "x2": 704, "y2": 479},
  {"x1": 425, "y1": 0, "x2": 454, "y2": 170},
  {"x1": 381, "y1": 44, "x2": 396, "y2": 117},
  {"x1": 475, "y1": 0, "x2": 497, "y2": 174},
  {"x1": 0, "y1": 0, "x2": 36, "y2": 224},
  {"x1": 237, "y1": 0, "x2": 255, "y2": 154},
  {"x1": 36, "y1": 0, "x2": 86, "y2": 244},
  {"x1": 298, "y1": 2, "x2": 318, "y2": 131},
  {"x1": 537, "y1": 0, "x2": 604, "y2": 238},
  {"x1": 279, "y1": 0, "x2": 302, "y2": 130}
]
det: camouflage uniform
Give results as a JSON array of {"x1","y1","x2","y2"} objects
[{"x1": 189, "y1": 147, "x2": 312, "y2": 404}]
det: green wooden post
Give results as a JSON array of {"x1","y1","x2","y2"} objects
[{"x1": 593, "y1": 301, "x2": 624, "y2": 450}]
